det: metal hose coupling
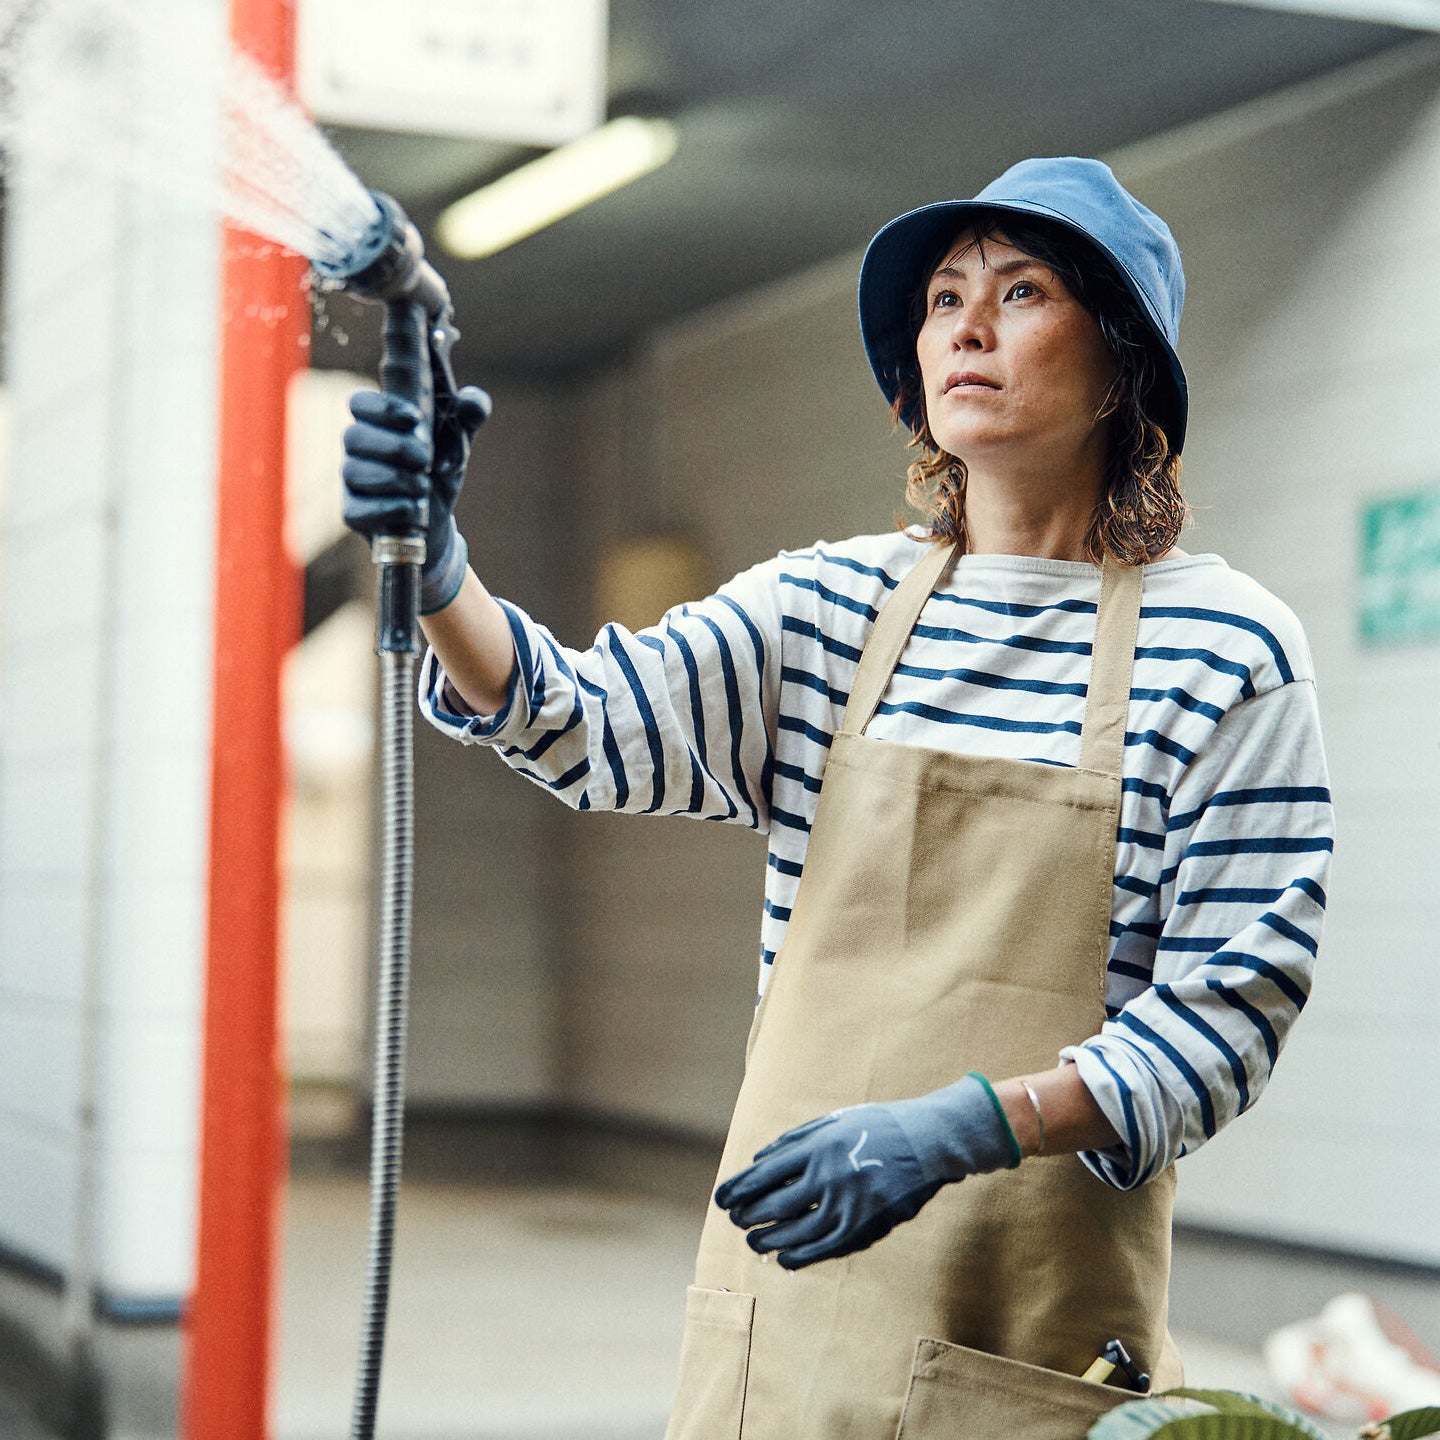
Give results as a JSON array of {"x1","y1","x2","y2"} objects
[{"x1": 371, "y1": 535, "x2": 427, "y2": 656}]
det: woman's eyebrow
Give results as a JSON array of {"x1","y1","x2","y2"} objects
[{"x1": 930, "y1": 256, "x2": 1043, "y2": 283}]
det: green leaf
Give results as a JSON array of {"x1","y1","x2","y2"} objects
[
  {"x1": 1136, "y1": 1418, "x2": 1326, "y2": 1440},
  {"x1": 1089, "y1": 1398, "x2": 1218, "y2": 1439},
  {"x1": 1162, "y1": 1390, "x2": 1329, "y2": 1439},
  {"x1": 1375, "y1": 1408, "x2": 1440, "y2": 1440},
  {"x1": 1088, "y1": 1400, "x2": 1326, "y2": 1440},
  {"x1": 1088, "y1": 1397, "x2": 1218, "y2": 1438}
]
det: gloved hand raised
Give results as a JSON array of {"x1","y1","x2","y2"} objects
[
  {"x1": 342, "y1": 383, "x2": 491, "y2": 614},
  {"x1": 713, "y1": 1072, "x2": 1022, "y2": 1270}
]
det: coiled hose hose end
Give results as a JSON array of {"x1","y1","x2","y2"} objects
[{"x1": 350, "y1": 648, "x2": 416, "y2": 1440}]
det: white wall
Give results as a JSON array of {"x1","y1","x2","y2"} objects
[
  {"x1": 532, "y1": 41, "x2": 1440, "y2": 1259},
  {"x1": 320, "y1": 39, "x2": 1440, "y2": 1262},
  {"x1": 0, "y1": 19, "x2": 220, "y2": 1302},
  {"x1": 405, "y1": 380, "x2": 586, "y2": 1108},
  {"x1": 281, "y1": 372, "x2": 376, "y2": 1105},
  {"x1": 553, "y1": 269, "x2": 916, "y2": 1137},
  {"x1": 1109, "y1": 40, "x2": 1440, "y2": 1263}
]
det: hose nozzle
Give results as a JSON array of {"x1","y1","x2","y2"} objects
[
  {"x1": 316, "y1": 191, "x2": 452, "y2": 320},
  {"x1": 322, "y1": 190, "x2": 465, "y2": 659}
]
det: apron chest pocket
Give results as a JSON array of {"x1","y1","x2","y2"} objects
[
  {"x1": 667, "y1": 1286, "x2": 756, "y2": 1440},
  {"x1": 895, "y1": 1337, "x2": 1132, "y2": 1440}
]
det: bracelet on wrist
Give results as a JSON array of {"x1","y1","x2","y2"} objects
[{"x1": 1020, "y1": 1080, "x2": 1046, "y2": 1157}]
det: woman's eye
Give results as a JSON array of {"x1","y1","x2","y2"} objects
[
  {"x1": 1008, "y1": 281, "x2": 1040, "y2": 300},
  {"x1": 930, "y1": 289, "x2": 958, "y2": 310}
]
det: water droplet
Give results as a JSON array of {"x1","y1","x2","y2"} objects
[{"x1": 0, "y1": 0, "x2": 380, "y2": 270}]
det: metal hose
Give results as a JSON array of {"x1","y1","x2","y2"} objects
[
  {"x1": 326, "y1": 191, "x2": 455, "y2": 1439},
  {"x1": 350, "y1": 647, "x2": 416, "y2": 1440}
]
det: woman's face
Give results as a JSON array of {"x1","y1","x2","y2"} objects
[{"x1": 915, "y1": 229, "x2": 1117, "y2": 471}]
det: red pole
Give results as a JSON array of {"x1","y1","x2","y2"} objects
[{"x1": 183, "y1": 0, "x2": 308, "y2": 1431}]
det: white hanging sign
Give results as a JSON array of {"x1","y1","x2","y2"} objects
[{"x1": 297, "y1": 0, "x2": 608, "y2": 147}]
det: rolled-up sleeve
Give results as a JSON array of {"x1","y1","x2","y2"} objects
[{"x1": 1064, "y1": 678, "x2": 1333, "y2": 1189}]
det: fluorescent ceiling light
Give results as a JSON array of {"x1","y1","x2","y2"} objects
[
  {"x1": 1201, "y1": 0, "x2": 1440, "y2": 28},
  {"x1": 437, "y1": 116, "x2": 678, "y2": 259}
]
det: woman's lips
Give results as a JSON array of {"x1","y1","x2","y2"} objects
[{"x1": 944, "y1": 371, "x2": 1001, "y2": 394}]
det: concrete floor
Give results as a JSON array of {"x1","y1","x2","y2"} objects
[
  {"x1": 276, "y1": 1175, "x2": 699, "y2": 1440},
  {"x1": 273, "y1": 1173, "x2": 1365, "y2": 1440},
  {"x1": 5, "y1": 1168, "x2": 1433, "y2": 1438}
]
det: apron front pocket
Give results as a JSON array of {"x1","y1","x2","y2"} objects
[
  {"x1": 895, "y1": 1336, "x2": 1131, "y2": 1440},
  {"x1": 666, "y1": 1286, "x2": 756, "y2": 1440}
]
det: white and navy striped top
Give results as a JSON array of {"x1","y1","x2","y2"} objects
[{"x1": 420, "y1": 530, "x2": 1333, "y2": 1192}]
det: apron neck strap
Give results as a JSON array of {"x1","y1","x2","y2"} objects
[
  {"x1": 839, "y1": 543, "x2": 1145, "y2": 778},
  {"x1": 840, "y1": 540, "x2": 956, "y2": 736},
  {"x1": 1078, "y1": 554, "x2": 1144, "y2": 776}
]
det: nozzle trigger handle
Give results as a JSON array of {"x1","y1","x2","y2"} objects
[
  {"x1": 382, "y1": 295, "x2": 434, "y2": 424},
  {"x1": 374, "y1": 299, "x2": 432, "y2": 656},
  {"x1": 427, "y1": 312, "x2": 461, "y2": 407}
]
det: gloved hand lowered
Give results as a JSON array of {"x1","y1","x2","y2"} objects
[
  {"x1": 714, "y1": 1072, "x2": 1022, "y2": 1270},
  {"x1": 342, "y1": 382, "x2": 491, "y2": 614}
]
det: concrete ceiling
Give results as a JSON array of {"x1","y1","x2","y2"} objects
[{"x1": 311, "y1": 0, "x2": 1410, "y2": 383}]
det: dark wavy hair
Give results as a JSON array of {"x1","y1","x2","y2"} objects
[{"x1": 892, "y1": 211, "x2": 1187, "y2": 565}]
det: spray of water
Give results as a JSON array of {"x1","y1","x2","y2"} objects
[{"x1": 0, "y1": 0, "x2": 381, "y2": 270}]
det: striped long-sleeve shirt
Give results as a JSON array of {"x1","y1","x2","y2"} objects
[{"x1": 420, "y1": 530, "x2": 1333, "y2": 1191}]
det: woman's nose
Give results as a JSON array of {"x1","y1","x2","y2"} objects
[{"x1": 950, "y1": 304, "x2": 994, "y2": 350}]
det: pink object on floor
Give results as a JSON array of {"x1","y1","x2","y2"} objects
[{"x1": 1263, "y1": 1293, "x2": 1440, "y2": 1424}]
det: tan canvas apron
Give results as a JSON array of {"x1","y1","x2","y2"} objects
[{"x1": 665, "y1": 542, "x2": 1182, "y2": 1440}]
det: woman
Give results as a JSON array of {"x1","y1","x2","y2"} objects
[{"x1": 341, "y1": 157, "x2": 1333, "y2": 1437}]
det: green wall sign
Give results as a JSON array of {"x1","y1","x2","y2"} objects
[{"x1": 1359, "y1": 488, "x2": 1440, "y2": 647}]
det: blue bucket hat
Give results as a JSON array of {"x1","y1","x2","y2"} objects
[{"x1": 858, "y1": 156, "x2": 1188, "y2": 452}]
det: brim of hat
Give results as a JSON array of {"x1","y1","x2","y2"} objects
[{"x1": 857, "y1": 197, "x2": 1189, "y2": 454}]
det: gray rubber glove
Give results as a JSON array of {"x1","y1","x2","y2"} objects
[
  {"x1": 713, "y1": 1072, "x2": 1022, "y2": 1270},
  {"x1": 341, "y1": 384, "x2": 491, "y2": 613}
]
